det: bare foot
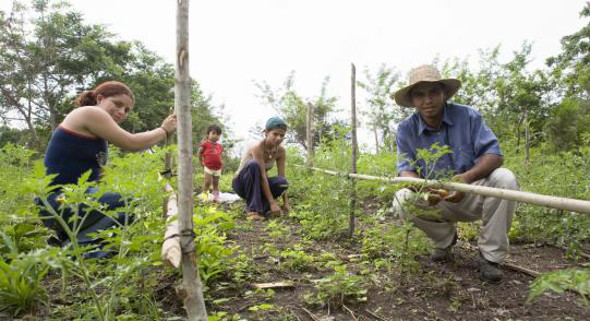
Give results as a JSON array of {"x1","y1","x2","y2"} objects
[{"x1": 246, "y1": 212, "x2": 265, "y2": 221}]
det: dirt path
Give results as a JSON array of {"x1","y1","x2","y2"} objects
[{"x1": 207, "y1": 212, "x2": 589, "y2": 321}]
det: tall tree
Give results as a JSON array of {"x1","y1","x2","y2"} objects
[
  {"x1": 357, "y1": 64, "x2": 408, "y2": 152},
  {"x1": 546, "y1": 4, "x2": 590, "y2": 99},
  {"x1": 255, "y1": 72, "x2": 339, "y2": 149},
  {"x1": 0, "y1": 0, "x2": 130, "y2": 148},
  {"x1": 495, "y1": 42, "x2": 552, "y2": 157},
  {"x1": 544, "y1": 4, "x2": 590, "y2": 151},
  {"x1": 0, "y1": 0, "x2": 227, "y2": 150}
]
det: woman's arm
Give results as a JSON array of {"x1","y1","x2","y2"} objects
[{"x1": 64, "y1": 107, "x2": 175, "y2": 151}]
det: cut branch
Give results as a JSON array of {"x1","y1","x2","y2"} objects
[{"x1": 296, "y1": 165, "x2": 590, "y2": 214}]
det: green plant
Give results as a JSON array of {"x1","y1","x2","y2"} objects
[
  {"x1": 0, "y1": 222, "x2": 49, "y2": 259},
  {"x1": 194, "y1": 205, "x2": 236, "y2": 286},
  {"x1": 528, "y1": 267, "x2": 590, "y2": 308},
  {"x1": 0, "y1": 253, "x2": 49, "y2": 316},
  {"x1": 279, "y1": 245, "x2": 315, "y2": 272},
  {"x1": 304, "y1": 264, "x2": 367, "y2": 309}
]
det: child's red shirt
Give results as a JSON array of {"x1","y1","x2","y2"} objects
[{"x1": 199, "y1": 140, "x2": 223, "y2": 170}]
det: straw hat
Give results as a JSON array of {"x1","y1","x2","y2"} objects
[{"x1": 392, "y1": 65, "x2": 461, "y2": 107}]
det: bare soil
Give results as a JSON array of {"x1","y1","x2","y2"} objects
[{"x1": 203, "y1": 205, "x2": 590, "y2": 321}]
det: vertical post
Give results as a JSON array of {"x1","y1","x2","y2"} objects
[
  {"x1": 175, "y1": 0, "x2": 208, "y2": 320},
  {"x1": 524, "y1": 109, "x2": 530, "y2": 166},
  {"x1": 306, "y1": 102, "x2": 314, "y2": 167},
  {"x1": 349, "y1": 63, "x2": 358, "y2": 237}
]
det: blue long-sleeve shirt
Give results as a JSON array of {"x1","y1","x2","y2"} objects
[{"x1": 396, "y1": 102, "x2": 501, "y2": 179}]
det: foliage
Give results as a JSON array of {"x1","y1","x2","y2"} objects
[
  {"x1": 0, "y1": 250, "x2": 51, "y2": 316},
  {"x1": 528, "y1": 267, "x2": 590, "y2": 308},
  {"x1": 304, "y1": 264, "x2": 367, "y2": 309},
  {"x1": 193, "y1": 205, "x2": 236, "y2": 286},
  {"x1": 544, "y1": 76, "x2": 590, "y2": 151},
  {"x1": 357, "y1": 64, "x2": 411, "y2": 152},
  {"x1": 279, "y1": 245, "x2": 315, "y2": 272},
  {"x1": 546, "y1": 5, "x2": 590, "y2": 98},
  {"x1": 255, "y1": 71, "x2": 341, "y2": 149},
  {"x1": 0, "y1": 0, "x2": 228, "y2": 151}
]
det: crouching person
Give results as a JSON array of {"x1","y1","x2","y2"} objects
[
  {"x1": 232, "y1": 117, "x2": 291, "y2": 221},
  {"x1": 36, "y1": 81, "x2": 176, "y2": 259},
  {"x1": 391, "y1": 65, "x2": 519, "y2": 283}
]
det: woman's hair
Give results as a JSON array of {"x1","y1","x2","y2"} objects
[
  {"x1": 75, "y1": 81, "x2": 135, "y2": 107},
  {"x1": 206, "y1": 124, "x2": 222, "y2": 135}
]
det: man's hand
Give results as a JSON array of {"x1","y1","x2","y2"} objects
[
  {"x1": 270, "y1": 202, "x2": 281, "y2": 217},
  {"x1": 425, "y1": 188, "x2": 449, "y2": 206},
  {"x1": 442, "y1": 174, "x2": 469, "y2": 203},
  {"x1": 443, "y1": 191, "x2": 465, "y2": 203},
  {"x1": 426, "y1": 193, "x2": 443, "y2": 206}
]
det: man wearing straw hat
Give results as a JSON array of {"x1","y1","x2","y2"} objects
[{"x1": 391, "y1": 64, "x2": 519, "y2": 283}]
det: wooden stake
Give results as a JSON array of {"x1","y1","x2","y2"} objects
[
  {"x1": 306, "y1": 102, "x2": 314, "y2": 167},
  {"x1": 296, "y1": 165, "x2": 590, "y2": 215},
  {"x1": 349, "y1": 63, "x2": 358, "y2": 237},
  {"x1": 161, "y1": 179, "x2": 181, "y2": 268},
  {"x1": 175, "y1": 0, "x2": 207, "y2": 319}
]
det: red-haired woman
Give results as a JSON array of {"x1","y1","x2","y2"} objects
[{"x1": 37, "y1": 81, "x2": 176, "y2": 258}]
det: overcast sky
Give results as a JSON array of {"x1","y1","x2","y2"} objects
[{"x1": 3, "y1": 0, "x2": 588, "y2": 147}]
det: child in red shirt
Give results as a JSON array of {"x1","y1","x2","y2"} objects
[{"x1": 198, "y1": 124, "x2": 223, "y2": 202}]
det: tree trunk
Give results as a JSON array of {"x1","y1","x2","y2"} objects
[
  {"x1": 349, "y1": 63, "x2": 358, "y2": 238},
  {"x1": 306, "y1": 102, "x2": 314, "y2": 167},
  {"x1": 373, "y1": 124, "x2": 379, "y2": 154},
  {"x1": 175, "y1": 0, "x2": 207, "y2": 320},
  {"x1": 524, "y1": 110, "x2": 530, "y2": 166}
]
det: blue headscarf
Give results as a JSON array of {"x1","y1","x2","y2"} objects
[{"x1": 265, "y1": 117, "x2": 288, "y2": 131}]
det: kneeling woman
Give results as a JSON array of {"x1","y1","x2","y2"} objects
[
  {"x1": 232, "y1": 117, "x2": 291, "y2": 220},
  {"x1": 37, "y1": 81, "x2": 176, "y2": 258}
]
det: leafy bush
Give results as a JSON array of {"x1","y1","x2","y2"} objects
[
  {"x1": 304, "y1": 264, "x2": 367, "y2": 309},
  {"x1": 0, "y1": 253, "x2": 49, "y2": 316},
  {"x1": 528, "y1": 267, "x2": 590, "y2": 308}
]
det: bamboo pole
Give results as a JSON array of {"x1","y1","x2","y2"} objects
[
  {"x1": 161, "y1": 179, "x2": 181, "y2": 268},
  {"x1": 296, "y1": 165, "x2": 590, "y2": 215},
  {"x1": 349, "y1": 63, "x2": 358, "y2": 237},
  {"x1": 175, "y1": 0, "x2": 207, "y2": 319},
  {"x1": 306, "y1": 102, "x2": 314, "y2": 167}
]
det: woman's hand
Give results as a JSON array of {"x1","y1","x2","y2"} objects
[
  {"x1": 281, "y1": 203, "x2": 291, "y2": 214},
  {"x1": 270, "y1": 202, "x2": 281, "y2": 217},
  {"x1": 161, "y1": 114, "x2": 177, "y2": 134}
]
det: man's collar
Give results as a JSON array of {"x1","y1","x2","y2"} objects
[{"x1": 418, "y1": 102, "x2": 453, "y2": 134}]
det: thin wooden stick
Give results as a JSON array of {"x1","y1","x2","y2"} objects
[
  {"x1": 300, "y1": 307, "x2": 320, "y2": 321},
  {"x1": 343, "y1": 304, "x2": 358, "y2": 321},
  {"x1": 306, "y1": 102, "x2": 314, "y2": 167},
  {"x1": 502, "y1": 261, "x2": 540, "y2": 277},
  {"x1": 175, "y1": 0, "x2": 207, "y2": 319},
  {"x1": 460, "y1": 242, "x2": 541, "y2": 277},
  {"x1": 296, "y1": 165, "x2": 590, "y2": 215},
  {"x1": 349, "y1": 63, "x2": 358, "y2": 237},
  {"x1": 364, "y1": 309, "x2": 389, "y2": 321}
]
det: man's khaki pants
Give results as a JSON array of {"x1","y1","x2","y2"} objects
[{"x1": 392, "y1": 168, "x2": 518, "y2": 263}]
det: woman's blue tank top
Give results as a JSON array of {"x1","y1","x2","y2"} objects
[{"x1": 44, "y1": 126, "x2": 108, "y2": 186}]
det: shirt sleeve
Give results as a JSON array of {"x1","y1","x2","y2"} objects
[
  {"x1": 471, "y1": 111, "x2": 502, "y2": 158},
  {"x1": 198, "y1": 141, "x2": 206, "y2": 155},
  {"x1": 396, "y1": 123, "x2": 417, "y2": 174}
]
